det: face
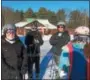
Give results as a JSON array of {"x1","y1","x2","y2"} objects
[
  {"x1": 57, "y1": 25, "x2": 64, "y2": 32},
  {"x1": 6, "y1": 29, "x2": 15, "y2": 40},
  {"x1": 73, "y1": 41, "x2": 86, "y2": 49}
]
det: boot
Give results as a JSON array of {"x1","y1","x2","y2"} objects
[
  {"x1": 28, "y1": 74, "x2": 33, "y2": 80},
  {"x1": 36, "y1": 73, "x2": 40, "y2": 79}
]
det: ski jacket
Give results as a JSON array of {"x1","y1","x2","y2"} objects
[
  {"x1": 25, "y1": 31, "x2": 43, "y2": 54},
  {"x1": 58, "y1": 42, "x2": 87, "y2": 80},
  {"x1": 1, "y1": 36, "x2": 27, "y2": 79},
  {"x1": 50, "y1": 31, "x2": 70, "y2": 56}
]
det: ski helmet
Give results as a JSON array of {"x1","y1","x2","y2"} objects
[
  {"x1": 74, "y1": 26, "x2": 90, "y2": 42},
  {"x1": 57, "y1": 21, "x2": 65, "y2": 26},
  {"x1": 2, "y1": 24, "x2": 16, "y2": 36},
  {"x1": 75, "y1": 26, "x2": 89, "y2": 35}
]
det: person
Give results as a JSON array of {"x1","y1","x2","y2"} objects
[
  {"x1": 1, "y1": 24, "x2": 27, "y2": 80},
  {"x1": 58, "y1": 26, "x2": 90, "y2": 80},
  {"x1": 84, "y1": 39, "x2": 90, "y2": 80},
  {"x1": 49, "y1": 21, "x2": 70, "y2": 79},
  {"x1": 49, "y1": 21, "x2": 70, "y2": 66},
  {"x1": 25, "y1": 25, "x2": 43, "y2": 79}
]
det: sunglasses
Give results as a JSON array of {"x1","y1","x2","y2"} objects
[
  {"x1": 57, "y1": 26, "x2": 64, "y2": 28},
  {"x1": 6, "y1": 29, "x2": 15, "y2": 34}
]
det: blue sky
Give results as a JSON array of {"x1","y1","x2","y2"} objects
[{"x1": 2, "y1": 1, "x2": 89, "y2": 13}]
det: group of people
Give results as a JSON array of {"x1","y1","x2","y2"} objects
[{"x1": 1, "y1": 21, "x2": 90, "y2": 80}]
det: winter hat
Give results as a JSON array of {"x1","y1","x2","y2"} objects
[
  {"x1": 75, "y1": 26, "x2": 89, "y2": 35},
  {"x1": 2, "y1": 24, "x2": 16, "y2": 35},
  {"x1": 57, "y1": 21, "x2": 66, "y2": 27}
]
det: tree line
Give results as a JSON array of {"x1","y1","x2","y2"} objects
[{"x1": 2, "y1": 6, "x2": 89, "y2": 28}]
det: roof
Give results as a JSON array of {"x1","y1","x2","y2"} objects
[
  {"x1": 15, "y1": 21, "x2": 30, "y2": 27},
  {"x1": 37, "y1": 19, "x2": 56, "y2": 29},
  {"x1": 15, "y1": 18, "x2": 57, "y2": 29}
]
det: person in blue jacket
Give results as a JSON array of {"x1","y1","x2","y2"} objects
[{"x1": 58, "y1": 26, "x2": 90, "y2": 80}]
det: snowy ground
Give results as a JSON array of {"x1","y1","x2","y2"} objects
[{"x1": 40, "y1": 35, "x2": 52, "y2": 62}]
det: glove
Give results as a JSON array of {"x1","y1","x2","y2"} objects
[
  {"x1": 34, "y1": 39, "x2": 39, "y2": 44},
  {"x1": 21, "y1": 65, "x2": 28, "y2": 75},
  {"x1": 61, "y1": 45, "x2": 69, "y2": 52},
  {"x1": 59, "y1": 70, "x2": 68, "y2": 79}
]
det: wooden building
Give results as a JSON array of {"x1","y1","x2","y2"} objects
[{"x1": 15, "y1": 18, "x2": 57, "y2": 36}]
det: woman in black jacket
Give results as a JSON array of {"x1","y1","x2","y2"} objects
[{"x1": 1, "y1": 24, "x2": 27, "y2": 80}]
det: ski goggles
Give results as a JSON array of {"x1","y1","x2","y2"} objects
[
  {"x1": 57, "y1": 25, "x2": 65, "y2": 28},
  {"x1": 6, "y1": 29, "x2": 16, "y2": 34},
  {"x1": 74, "y1": 35, "x2": 90, "y2": 43}
]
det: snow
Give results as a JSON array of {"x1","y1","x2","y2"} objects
[
  {"x1": 40, "y1": 35, "x2": 52, "y2": 62},
  {"x1": 42, "y1": 35, "x2": 52, "y2": 41},
  {"x1": 42, "y1": 58, "x2": 59, "y2": 79},
  {"x1": 15, "y1": 21, "x2": 30, "y2": 27},
  {"x1": 40, "y1": 36, "x2": 59, "y2": 79},
  {"x1": 37, "y1": 19, "x2": 57, "y2": 29},
  {"x1": 70, "y1": 34, "x2": 74, "y2": 41}
]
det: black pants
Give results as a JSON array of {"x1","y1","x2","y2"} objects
[{"x1": 28, "y1": 56, "x2": 40, "y2": 77}]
